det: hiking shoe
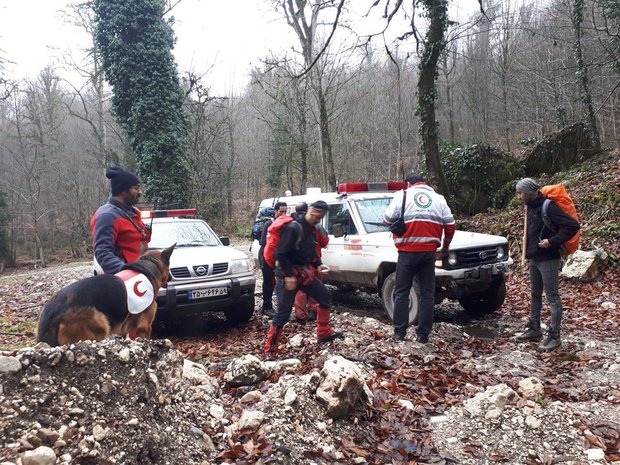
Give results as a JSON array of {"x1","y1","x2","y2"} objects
[
  {"x1": 392, "y1": 333, "x2": 406, "y2": 342},
  {"x1": 262, "y1": 307, "x2": 276, "y2": 318},
  {"x1": 538, "y1": 332, "x2": 561, "y2": 352},
  {"x1": 317, "y1": 331, "x2": 344, "y2": 343},
  {"x1": 416, "y1": 334, "x2": 429, "y2": 344},
  {"x1": 516, "y1": 323, "x2": 543, "y2": 341}
]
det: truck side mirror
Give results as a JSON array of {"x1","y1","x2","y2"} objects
[
  {"x1": 219, "y1": 236, "x2": 230, "y2": 246},
  {"x1": 332, "y1": 223, "x2": 345, "y2": 238}
]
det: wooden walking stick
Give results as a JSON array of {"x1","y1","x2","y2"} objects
[{"x1": 521, "y1": 205, "x2": 528, "y2": 267}]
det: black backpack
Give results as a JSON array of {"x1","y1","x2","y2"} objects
[{"x1": 250, "y1": 207, "x2": 275, "y2": 242}]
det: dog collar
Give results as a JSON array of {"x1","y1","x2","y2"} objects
[{"x1": 115, "y1": 269, "x2": 155, "y2": 314}]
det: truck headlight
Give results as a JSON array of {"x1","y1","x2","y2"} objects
[
  {"x1": 230, "y1": 258, "x2": 252, "y2": 273},
  {"x1": 496, "y1": 246, "x2": 505, "y2": 260},
  {"x1": 448, "y1": 252, "x2": 458, "y2": 266}
]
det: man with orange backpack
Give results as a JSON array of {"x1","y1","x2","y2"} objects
[
  {"x1": 515, "y1": 178, "x2": 580, "y2": 352},
  {"x1": 263, "y1": 200, "x2": 344, "y2": 359}
]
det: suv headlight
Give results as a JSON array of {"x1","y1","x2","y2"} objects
[
  {"x1": 230, "y1": 258, "x2": 252, "y2": 274},
  {"x1": 448, "y1": 251, "x2": 458, "y2": 266},
  {"x1": 496, "y1": 246, "x2": 505, "y2": 260}
]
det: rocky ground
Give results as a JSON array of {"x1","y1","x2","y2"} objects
[
  {"x1": 1, "y1": 151, "x2": 619, "y2": 464},
  {"x1": 1, "y1": 258, "x2": 619, "y2": 465}
]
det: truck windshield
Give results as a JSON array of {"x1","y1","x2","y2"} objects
[
  {"x1": 149, "y1": 220, "x2": 221, "y2": 248},
  {"x1": 356, "y1": 198, "x2": 392, "y2": 233}
]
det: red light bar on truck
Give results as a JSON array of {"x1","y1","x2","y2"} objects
[
  {"x1": 337, "y1": 182, "x2": 407, "y2": 194},
  {"x1": 141, "y1": 209, "x2": 198, "y2": 219}
]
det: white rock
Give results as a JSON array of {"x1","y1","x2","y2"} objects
[
  {"x1": 518, "y1": 377, "x2": 544, "y2": 400},
  {"x1": 464, "y1": 383, "x2": 517, "y2": 417},
  {"x1": 398, "y1": 399, "x2": 414, "y2": 411},
  {"x1": 0, "y1": 356, "x2": 21, "y2": 374},
  {"x1": 586, "y1": 448, "x2": 606, "y2": 461},
  {"x1": 22, "y1": 446, "x2": 56, "y2": 465},
  {"x1": 182, "y1": 360, "x2": 220, "y2": 397},
  {"x1": 485, "y1": 408, "x2": 503, "y2": 420},
  {"x1": 240, "y1": 391, "x2": 262, "y2": 403},
  {"x1": 602, "y1": 302, "x2": 617, "y2": 310},
  {"x1": 315, "y1": 356, "x2": 373, "y2": 419},
  {"x1": 284, "y1": 388, "x2": 297, "y2": 405},
  {"x1": 209, "y1": 404, "x2": 225, "y2": 419},
  {"x1": 236, "y1": 410, "x2": 265, "y2": 433},
  {"x1": 561, "y1": 249, "x2": 608, "y2": 282},
  {"x1": 127, "y1": 418, "x2": 139, "y2": 426},
  {"x1": 429, "y1": 415, "x2": 447, "y2": 424},
  {"x1": 525, "y1": 415, "x2": 541, "y2": 428},
  {"x1": 289, "y1": 334, "x2": 304, "y2": 347},
  {"x1": 117, "y1": 348, "x2": 130, "y2": 362},
  {"x1": 92, "y1": 425, "x2": 107, "y2": 441},
  {"x1": 274, "y1": 358, "x2": 303, "y2": 373},
  {"x1": 224, "y1": 354, "x2": 270, "y2": 387}
]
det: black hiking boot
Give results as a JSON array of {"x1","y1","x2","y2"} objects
[
  {"x1": 538, "y1": 331, "x2": 561, "y2": 352},
  {"x1": 516, "y1": 321, "x2": 543, "y2": 342},
  {"x1": 261, "y1": 306, "x2": 275, "y2": 318}
]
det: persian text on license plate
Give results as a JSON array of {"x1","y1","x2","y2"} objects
[{"x1": 188, "y1": 287, "x2": 228, "y2": 299}]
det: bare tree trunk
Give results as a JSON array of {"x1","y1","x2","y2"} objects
[
  {"x1": 441, "y1": 52, "x2": 456, "y2": 144},
  {"x1": 315, "y1": 78, "x2": 336, "y2": 190}
]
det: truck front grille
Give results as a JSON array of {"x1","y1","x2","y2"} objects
[
  {"x1": 170, "y1": 266, "x2": 191, "y2": 278},
  {"x1": 212, "y1": 263, "x2": 228, "y2": 275},
  {"x1": 457, "y1": 246, "x2": 499, "y2": 267}
]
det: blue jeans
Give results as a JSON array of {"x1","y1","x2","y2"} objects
[
  {"x1": 393, "y1": 251, "x2": 436, "y2": 338},
  {"x1": 529, "y1": 258, "x2": 563, "y2": 333}
]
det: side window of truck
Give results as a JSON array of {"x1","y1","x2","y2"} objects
[{"x1": 327, "y1": 203, "x2": 358, "y2": 236}]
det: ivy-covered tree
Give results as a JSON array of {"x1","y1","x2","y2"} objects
[
  {"x1": 93, "y1": 0, "x2": 191, "y2": 206},
  {"x1": 417, "y1": 0, "x2": 450, "y2": 196}
]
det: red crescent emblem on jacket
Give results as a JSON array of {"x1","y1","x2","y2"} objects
[{"x1": 133, "y1": 281, "x2": 147, "y2": 297}]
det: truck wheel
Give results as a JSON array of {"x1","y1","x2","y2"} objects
[
  {"x1": 458, "y1": 275, "x2": 506, "y2": 314},
  {"x1": 381, "y1": 272, "x2": 420, "y2": 325},
  {"x1": 224, "y1": 301, "x2": 255, "y2": 325}
]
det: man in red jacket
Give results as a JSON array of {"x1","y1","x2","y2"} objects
[
  {"x1": 293, "y1": 201, "x2": 329, "y2": 322},
  {"x1": 384, "y1": 172, "x2": 456, "y2": 344},
  {"x1": 90, "y1": 167, "x2": 151, "y2": 275}
]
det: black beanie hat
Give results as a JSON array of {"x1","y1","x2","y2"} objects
[{"x1": 106, "y1": 166, "x2": 140, "y2": 196}]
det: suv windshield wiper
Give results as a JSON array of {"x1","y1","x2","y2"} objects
[{"x1": 176, "y1": 240, "x2": 208, "y2": 247}]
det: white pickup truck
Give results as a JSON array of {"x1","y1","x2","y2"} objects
[{"x1": 253, "y1": 183, "x2": 513, "y2": 325}]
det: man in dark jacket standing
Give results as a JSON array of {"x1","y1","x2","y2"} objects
[
  {"x1": 516, "y1": 178, "x2": 580, "y2": 352},
  {"x1": 263, "y1": 200, "x2": 343, "y2": 358},
  {"x1": 90, "y1": 167, "x2": 151, "y2": 275},
  {"x1": 258, "y1": 201, "x2": 287, "y2": 317}
]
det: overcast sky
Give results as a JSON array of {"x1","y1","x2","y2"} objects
[{"x1": 0, "y1": 0, "x2": 481, "y2": 94}]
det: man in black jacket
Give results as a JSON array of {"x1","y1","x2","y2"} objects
[
  {"x1": 516, "y1": 178, "x2": 580, "y2": 352},
  {"x1": 258, "y1": 202, "x2": 287, "y2": 317},
  {"x1": 263, "y1": 200, "x2": 343, "y2": 358}
]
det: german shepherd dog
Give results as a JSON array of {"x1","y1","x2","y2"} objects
[{"x1": 37, "y1": 244, "x2": 175, "y2": 346}]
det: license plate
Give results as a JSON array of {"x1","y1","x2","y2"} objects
[{"x1": 188, "y1": 287, "x2": 228, "y2": 300}]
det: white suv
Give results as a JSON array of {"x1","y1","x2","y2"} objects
[
  {"x1": 96, "y1": 210, "x2": 255, "y2": 325},
  {"x1": 253, "y1": 183, "x2": 512, "y2": 324}
]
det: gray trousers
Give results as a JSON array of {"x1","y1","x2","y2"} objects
[{"x1": 529, "y1": 258, "x2": 563, "y2": 333}]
